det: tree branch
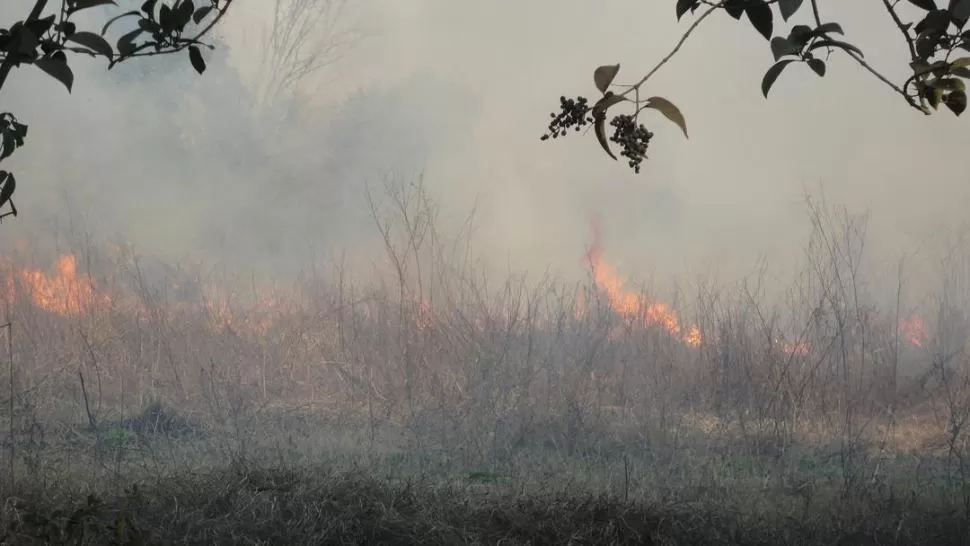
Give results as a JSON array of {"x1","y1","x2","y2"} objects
[
  {"x1": 0, "y1": 0, "x2": 52, "y2": 93},
  {"x1": 879, "y1": 0, "x2": 920, "y2": 62},
  {"x1": 812, "y1": 0, "x2": 925, "y2": 113},
  {"x1": 109, "y1": 0, "x2": 235, "y2": 68},
  {"x1": 844, "y1": 49, "x2": 928, "y2": 113},
  {"x1": 620, "y1": 0, "x2": 726, "y2": 99},
  {"x1": 878, "y1": 0, "x2": 929, "y2": 109}
]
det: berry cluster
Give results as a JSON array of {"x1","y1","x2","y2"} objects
[
  {"x1": 609, "y1": 114, "x2": 653, "y2": 173},
  {"x1": 540, "y1": 96, "x2": 592, "y2": 141}
]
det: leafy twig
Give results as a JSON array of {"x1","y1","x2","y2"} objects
[{"x1": 618, "y1": 0, "x2": 726, "y2": 99}]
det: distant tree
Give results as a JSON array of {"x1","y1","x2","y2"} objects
[
  {"x1": 0, "y1": 0, "x2": 234, "y2": 222},
  {"x1": 542, "y1": 0, "x2": 970, "y2": 173},
  {"x1": 250, "y1": 0, "x2": 354, "y2": 116}
]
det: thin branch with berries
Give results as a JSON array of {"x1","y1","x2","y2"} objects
[{"x1": 542, "y1": 0, "x2": 970, "y2": 174}]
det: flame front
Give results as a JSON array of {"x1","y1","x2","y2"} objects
[
  {"x1": 3, "y1": 255, "x2": 109, "y2": 316},
  {"x1": 583, "y1": 216, "x2": 702, "y2": 346},
  {"x1": 898, "y1": 316, "x2": 926, "y2": 347},
  {"x1": 0, "y1": 249, "x2": 935, "y2": 356}
]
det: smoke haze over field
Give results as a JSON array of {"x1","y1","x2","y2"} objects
[{"x1": 1, "y1": 0, "x2": 968, "y2": 297}]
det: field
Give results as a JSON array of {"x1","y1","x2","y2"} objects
[{"x1": 1, "y1": 188, "x2": 969, "y2": 545}]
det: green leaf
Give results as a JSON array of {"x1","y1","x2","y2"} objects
[
  {"x1": 944, "y1": 89, "x2": 967, "y2": 115},
  {"x1": 909, "y1": 0, "x2": 937, "y2": 10},
  {"x1": 0, "y1": 133, "x2": 12, "y2": 160},
  {"x1": 911, "y1": 60, "x2": 949, "y2": 78},
  {"x1": 178, "y1": 0, "x2": 196, "y2": 26},
  {"x1": 953, "y1": 0, "x2": 970, "y2": 20},
  {"x1": 644, "y1": 96, "x2": 689, "y2": 138},
  {"x1": 676, "y1": 0, "x2": 701, "y2": 20},
  {"x1": 593, "y1": 64, "x2": 620, "y2": 94},
  {"x1": 141, "y1": 0, "x2": 158, "y2": 18},
  {"x1": 101, "y1": 10, "x2": 141, "y2": 35},
  {"x1": 25, "y1": 15, "x2": 56, "y2": 38},
  {"x1": 116, "y1": 28, "x2": 142, "y2": 55},
  {"x1": 193, "y1": 6, "x2": 213, "y2": 24},
  {"x1": 918, "y1": 9, "x2": 952, "y2": 33},
  {"x1": 745, "y1": 1, "x2": 773, "y2": 40},
  {"x1": 138, "y1": 18, "x2": 161, "y2": 34},
  {"x1": 159, "y1": 4, "x2": 175, "y2": 31},
  {"x1": 789, "y1": 25, "x2": 813, "y2": 46},
  {"x1": 69, "y1": 0, "x2": 117, "y2": 14},
  {"x1": 594, "y1": 114, "x2": 615, "y2": 160},
  {"x1": 64, "y1": 47, "x2": 97, "y2": 58},
  {"x1": 58, "y1": 21, "x2": 77, "y2": 37},
  {"x1": 11, "y1": 27, "x2": 39, "y2": 58},
  {"x1": 66, "y1": 31, "x2": 113, "y2": 59},
  {"x1": 591, "y1": 93, "x2": 626, "y2": 160},
  {"x1": 591, "y1": 92, "x2": 627, "y2": 118},
  {"x1": 809, "y1": 39, "x2": 864, "y2": 57},
  {"x1": 761, "y1": 59, "x2": 795, "y2": 97},
  {"x1": 915, "y1": 33, "x2": 937, "y2": 60},
  {"x1": 0, "y1": 171, "x2": 16, "y2": 213},
  {"x1": 770, "y1": 36, "x2": 799, "y2": 60},
  {"x1": 0, "y1": 116, "x2": 27, "y2": 163},
  {"x1": 937, "y1": 77, "x2": 966, "y2": 90},
  {"x1": 724, "y1": 0, "x2": 745, "y2": 20},
  {"x1": 807, "y1": 58, "x2": 826, "y2": 76},
  {"x1": 814, "y1": 22, "x2": 845, "y2": 36},
  {"x1": 924, "y1": 85, "x2": 944, "y2": 108},
  {"x1": 188, "y1": 44, "x2": 206, "y2": 74},
  {"x1": 33, "y1": 56, "x2": 74, "y2": 93},
  {"x1": 778, "y1": 0, "x2": 804, "y2": 21}
]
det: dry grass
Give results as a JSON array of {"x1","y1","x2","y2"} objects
[
  {"x1": 2, "y1": 458, "x2": 967, "y2": 546},
  {"x1": 2, "y1": 186, "x2": 970, "y2": 544}
]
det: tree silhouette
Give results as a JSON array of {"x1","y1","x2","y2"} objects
[
  {"x1": 0, "y1": 0, "x2": 234, "y2": 222},
  {"x1": 543, "y1": 0, "x2": 970, "y2": 173}
]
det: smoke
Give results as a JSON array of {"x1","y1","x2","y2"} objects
[{"x1": 0, "y1": 0, "x2": 967, "y2": 298}]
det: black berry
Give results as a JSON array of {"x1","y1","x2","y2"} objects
[{"x1": 609, "y1": 114, "x2": 653, "y2": 174}]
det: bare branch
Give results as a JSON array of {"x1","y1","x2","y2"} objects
[{"x1": 254, "y1": 0, "x2": 356, "y2": 111}]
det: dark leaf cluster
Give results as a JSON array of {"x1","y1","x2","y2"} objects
[
  {"x1": 905, "y1": 0, "x2": 970, "y2": 115},
  {"x1": 0, "y1": 113, "x2": 27, "y2": 219},
  {"x1": 103, "y1": 0, "x2": 223, "y2": 74},
  {"x1": 0, "y1": 1, "x2": 226, "y2": 97},
  {"x1": 0, "y1": 0, "x2": 231, "y2": 223},
  {"x1": 762, "y1": 22, "x2": 856, "y2": 98},
  {"x1": 541, "y1": 63, "x2": 687, "y2": 174},
  {"x1": 679, "y1": 0, "x2": 970, "y2": 116},
  {"x1": 546, "y1": 0, "x2": 970, "y2": 173}
]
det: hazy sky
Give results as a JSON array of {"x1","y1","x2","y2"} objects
[{"x1": 1, "y1": 0, "x2": 968, "y2": 299}]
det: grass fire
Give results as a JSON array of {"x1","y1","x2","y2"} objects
[
  {"x1": 1, "y1": 1, "x2": 969, "y2": 544},
  {"x1": 0, "y1": 192, "x2": 962, "y2": 545}
]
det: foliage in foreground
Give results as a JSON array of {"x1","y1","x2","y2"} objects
[
  {"x1": 544, "y1": 0, "x2": 970, "y2": 173},
  {"x1": 0, "y1": 0, "x2": 234, "y2": 222},
  {"x1": 2, "y1": 463, "x2": 968, "y2": 546}
]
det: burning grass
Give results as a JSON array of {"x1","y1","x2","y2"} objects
[{"x1": 1, "y1": 189, "x2": 969, "y2": 544}]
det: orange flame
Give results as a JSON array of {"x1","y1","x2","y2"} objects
[
  {"x1": 898, "y1": 316, "x2": 926, "y2": 347},
  {"x1": 780, "y1": 340, "x2": 810, "y2": 356},
  {"x1": 3, "y1": 255, "x2": 109, "y2": 316},
  {"x1": 583, "y1": 215, "x2": 701, "y2": 347}
]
